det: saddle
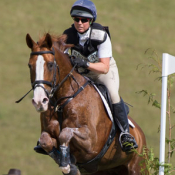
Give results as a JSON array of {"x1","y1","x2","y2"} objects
[
  {"x1": 95, "y1": 83, "x2": 113, "y2": 113},
  {"x1": 90, "y1": 81, "x2": 130, "y2": 117}
]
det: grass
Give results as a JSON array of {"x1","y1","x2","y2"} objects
[{"x1": 0, "y1": 0, "x2": 175, "y2": 174}]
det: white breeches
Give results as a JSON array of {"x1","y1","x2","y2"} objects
[{"x1": 83, "y1": 57, "x2": 120, "y2": 104}]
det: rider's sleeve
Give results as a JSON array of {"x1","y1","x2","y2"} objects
[{"x1": 97, "y1": 34, "x2": 112, "y2": 59}]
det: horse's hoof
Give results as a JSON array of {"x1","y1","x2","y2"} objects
[
  {"x1": 34, "y1": 145, "x2": 48, "y2": 155},
  {"x1": 60, "y1": 164, "x2": 70, "y2": 174}
]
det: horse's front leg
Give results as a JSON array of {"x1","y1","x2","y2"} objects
[
  {"x1": 39, "y1": 131, "x2": 61, "y2": 165},
  {"x1": 39, "y1": 131, "x2": 57, "y2": 152},
  {"x1": 59, "y1": 127, "x2": 91, "y2": 175}
]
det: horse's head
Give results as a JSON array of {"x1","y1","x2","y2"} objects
[{"x1": 26, "y1": 33, "x2": 70, "y2": 112}]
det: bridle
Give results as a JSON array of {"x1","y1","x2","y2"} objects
[
  {"x1": 30, "y1": 47, "x2": 58, "y2": 98},
  {"x1": 16, "y1": 47, "x2": 77, "y2": 103}
]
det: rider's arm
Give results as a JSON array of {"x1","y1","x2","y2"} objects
[{"x1": 87, "y1": 58, "x2": 110, "y2": 74}]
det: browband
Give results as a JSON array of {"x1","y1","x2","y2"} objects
[{"x1": 30, "y1": 47, "x2": 55, "y2": 56}]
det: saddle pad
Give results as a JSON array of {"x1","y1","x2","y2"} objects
[{"x1": 93, "y1": 84, "x2": 135, "y2": 128}]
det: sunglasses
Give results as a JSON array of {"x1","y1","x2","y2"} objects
[{"x1": 73, "y1": 17, "x2": 90, "y2": 23}]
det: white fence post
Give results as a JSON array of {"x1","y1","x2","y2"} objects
[{"x1": 159, "y1": 53, "x2": 175, "y2": 175}]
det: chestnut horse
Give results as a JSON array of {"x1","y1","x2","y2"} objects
[{"x1": 26, "y1": 33, "x2": 147, "y2": 175}]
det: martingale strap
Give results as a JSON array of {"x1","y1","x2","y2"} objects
[{"x1": 55, "y1": 80, "x2": 89, "y2": 111}]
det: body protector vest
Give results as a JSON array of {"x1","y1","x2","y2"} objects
[{"x1": 63, "y1": 23, "x2": 110, "y2": 73}]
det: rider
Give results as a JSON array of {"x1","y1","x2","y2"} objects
[{"x1": 63, "y1": 0, "x2": 138, "y2": 152}]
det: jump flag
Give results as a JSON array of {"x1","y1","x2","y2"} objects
[{"x1": 159, "y1": 53, "x2": 175, "y2": 175}]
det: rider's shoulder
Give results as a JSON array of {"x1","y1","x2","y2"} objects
[{"x1": 90, "y1": 23, "x2": 107, "y2": 44}]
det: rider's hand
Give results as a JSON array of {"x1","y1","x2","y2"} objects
[{"x1": 71, "y1": 57, "x2": 89, "y2": 68}]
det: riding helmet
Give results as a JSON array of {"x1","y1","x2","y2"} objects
[{"x1": 70, "y1": 0, "x2": 97, "y2": 22}]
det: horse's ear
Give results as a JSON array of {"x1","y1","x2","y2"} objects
[
  {"x1": 45, "y1": 33, "x2": 52, "y2": 48},
  {"x1": 26, "y1": 34, "x2": 36, "y2": 49}
]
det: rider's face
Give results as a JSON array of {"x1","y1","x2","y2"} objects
[{"x1": 73, "y1": 17, "x2": 91, "y2": 33}]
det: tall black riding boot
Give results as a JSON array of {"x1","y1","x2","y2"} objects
[{"x1": 112, "y1": 98, "x2": 138, "y2": 152}]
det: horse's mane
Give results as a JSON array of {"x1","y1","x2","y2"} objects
[{"x1": 38, "y1": 33, "x2": 73, "y2": 52}]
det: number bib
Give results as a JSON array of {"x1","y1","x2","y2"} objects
[{"x1": 72, "y1": 49, "x2": 99, "y2": 63}]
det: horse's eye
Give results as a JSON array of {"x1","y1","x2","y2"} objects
[{"x1": 47, "y1": 62, "x2": 54, "y2": 71}]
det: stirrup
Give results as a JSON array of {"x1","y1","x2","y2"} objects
[
  {"x1": 34, "y1": 141, "x2": 48, "y2": 155},
  {"x1": 119, "y1": 132, "x2": 138, "y2": 152}
]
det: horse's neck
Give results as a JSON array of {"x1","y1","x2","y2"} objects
[{"x1": 54, "y1": 47, "x2": 85, "y2": 97}]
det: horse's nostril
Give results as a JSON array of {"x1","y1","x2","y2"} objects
[{"x1": 42, "y1": 98, "x2": 49, "y2": 104}]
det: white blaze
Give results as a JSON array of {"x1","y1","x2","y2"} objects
[
  {"x1": 36, "y1": 55, "x2": 45, "y2": 81},
  {"x1": 32, "y1": 55, "x2": 49, "y2": 112},
  {"x1": 34, "y1": 55, "x2": 45, "y2": 96}
]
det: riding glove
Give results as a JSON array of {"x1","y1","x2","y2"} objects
[{"x1": 71, "y1": 57, "x2": 89, "y2": 68}]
